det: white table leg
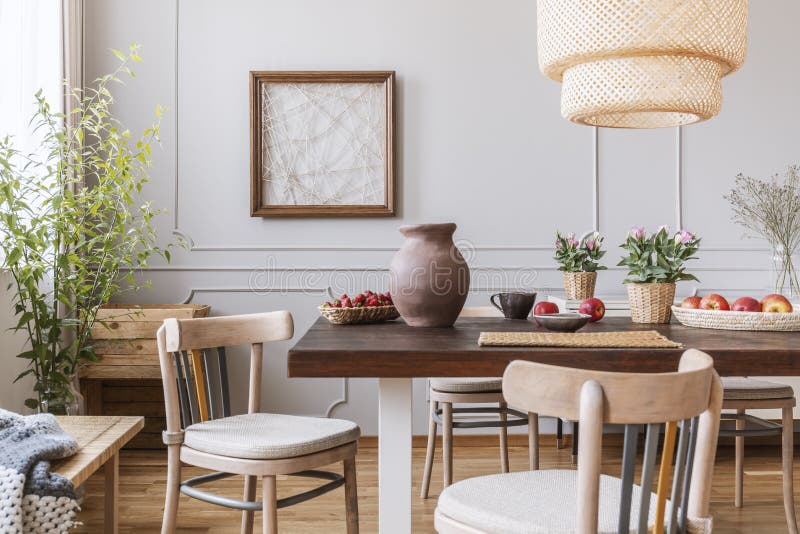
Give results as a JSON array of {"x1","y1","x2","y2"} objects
[{"x1": 378, "y1": 377, "x2": 413, "y2": 534}]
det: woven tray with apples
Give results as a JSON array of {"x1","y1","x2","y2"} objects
[
  {"x1": 319, "y1": 291, "x2": 400, "y2": 325},
  {"x1": 671, "y1": 293, "x2": 800, "y2": 331}
]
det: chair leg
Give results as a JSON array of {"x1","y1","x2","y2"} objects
[
  {"x1": 782, "y1": 406, "x2": 799, "y2": 534},
  {"x1": 571, "y1": 421, "x2": 579, "y2": 462},
  {"x1": 344, "y1": 457, "x2": 359, "y2": 534},
  {"x1": 262, "y1": 475, "x2": 277, "y2": 534},
  {"x1": 443, "y1": 402, "x2": 453, "y2": 488},
  {"x1": 161, "y1": 445, "x2": 181, "y2": 534},
  {"x1": 556, "y1": 418, "x2": 563, "y2": 449},
  {"x1": 528, "y1": 412, "x2": 539, "y2": 470},
  {"x1": 735, "y1": 409, "x2": 745, "y2": 508},
  {"x1": 241, "y1": 475, "x2": 256, "y2": 533},
  {"x1": 499, "y1": 401, "x2": 510, "y2": 473},
  {"x1": 421, "y1": 400, "x2": 438, "y2": 499}
]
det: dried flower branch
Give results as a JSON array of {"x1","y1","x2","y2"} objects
[{"x1": 724, "y1": 165, "x2": 800, "y2": 295}]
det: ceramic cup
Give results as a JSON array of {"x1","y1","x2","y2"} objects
[{"x1": 490, "y1": 292, "x2": 537, "y2": 320}]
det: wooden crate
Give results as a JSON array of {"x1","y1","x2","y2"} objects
[{"x1": 80, "y1": 304, "x2": 210, "y2": 449}]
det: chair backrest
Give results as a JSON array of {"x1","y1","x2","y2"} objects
[
  {"x1": 156, "y1": 311, "x2": 294, "y2": 437},
  {"x1": 503, "y1": 349, "x2": 722, "y2": 534}
]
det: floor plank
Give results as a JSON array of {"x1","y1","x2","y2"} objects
[{"x1": 71, "y1": 440, "x2": 797, "y2": 533}]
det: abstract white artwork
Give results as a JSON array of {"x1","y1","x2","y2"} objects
[{"x1": 250, "y1": 72, "x2": 394, "y2": 217}]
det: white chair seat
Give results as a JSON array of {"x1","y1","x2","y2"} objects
[
  {"x1": 184, "y1": 413, "x2": 360, "y2": 460},
  {"x1": 436, "y1": 470, "x2": 662, "y2": 534},
  {"x1": 721, "y1": 377, "x2": 795, "y2": 401},
  {"x1": 430, "y1": 377, "x2": 503, "y2": 394}
]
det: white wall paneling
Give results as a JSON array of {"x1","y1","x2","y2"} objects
[{"x1": 4, "y1": 0, "x2": 786, "y2": 431}]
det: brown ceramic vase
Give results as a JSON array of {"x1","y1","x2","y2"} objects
[{"x1": 389, "y1": 223, "x2": 470, "y2": 327}]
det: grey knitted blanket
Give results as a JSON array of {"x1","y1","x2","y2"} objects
[{"x1": 0, "y1": 409, "x2": 80, "y2": 533}]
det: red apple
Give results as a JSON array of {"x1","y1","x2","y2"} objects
[
  {"x1": 578, "y1": 298, "x2": 605, "y2": 322},
  {"x1": 699, "y1": 294, "x2": 730, "y2": 311},
  {"x1": 731, "y1": 296, "x2": 760, "y2": 312},
  {"x1": 533, "y1": 302, "x2": 559, "y2": 325},
  {"x1": 681, "y1": 296, "x2": 702, "y2": 309},
  {"x1": 761, "y1": 293, "x2": 794, "y2": 313}
]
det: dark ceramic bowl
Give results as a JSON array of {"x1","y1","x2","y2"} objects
[{"x1": 534, "y1": 312, "x2": 591, "y2": 333}]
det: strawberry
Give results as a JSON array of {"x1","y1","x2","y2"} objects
[
  {"x1": 322, "y1": 301, "x2": 332, "y2": 308},
  {"x1": 365, "y1": 295, "x2": 380, "y2": 307},
  {"x1": 353, "y1": 293, "x2": 366, "y2": 307},
  {"x1": 382, "y1": 292, "x2": 393, "y2": 305},
  {"x1": 341, "y1": 293, "x2": 349, "y2": 300},
  {"x1": 341, "y1": 296, "x2": 353, "y2": 308},
  {"x1": 332, "y1": 299, "x2": 341, "y2": 308}
]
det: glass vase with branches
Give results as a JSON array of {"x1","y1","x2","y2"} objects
[{"x1": 725, "y1": 166, "x2": 800, "y2": 297}]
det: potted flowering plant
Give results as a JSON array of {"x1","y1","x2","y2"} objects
[
  {"x1": 554, "y1": 231, "x2": 607, "y2": 299},
  {"x1": 618, "y1": 226, "x2": 700, "y2": 323}
]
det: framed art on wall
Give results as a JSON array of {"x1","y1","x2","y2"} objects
[{"x1": 250, "y1": 71, "x2": 395, "y2": 217}]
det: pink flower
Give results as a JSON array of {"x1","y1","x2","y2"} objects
[
  {"x1": 567, "y1": 238, "x2": 579, "y2": 248},
  {"x1": 585, "y1": 239, "x2": 596, "y2": 251},
  {"x1": 677, "y1": 229, "x2": 694, "y2": 244},
  {"x1": 629, "y1": 226, "x2": 645, "y2": 240}
]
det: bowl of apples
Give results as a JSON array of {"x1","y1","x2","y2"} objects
[
  {"x1": 319, "y1": 291, "x2": 400, "y2": 325},
  {"x1": 671, "y1": 293, "x2": 800, "y2": 331}
]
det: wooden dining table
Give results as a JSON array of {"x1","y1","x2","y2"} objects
[{"x1": 288, "y1": 315, "x2": 800, "y2": 534}]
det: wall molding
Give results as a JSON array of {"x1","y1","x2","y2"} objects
[
  {"x1": 676, "y1": 126, "x2": 684, "y2": 230},
  {"x1": 593, "y1": 126, "x2": 600, "y2": 231},
  {"x1": 137, "y1": 263, "x2": 773, "y2": 274},
  {"x1": 168, "y1": 0, "x2": 596, "y2": 253}
]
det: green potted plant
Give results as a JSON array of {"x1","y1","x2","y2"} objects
[
  {"x1": 554, "y1": 231, "x2": 607, "y2": 300},
  {"x1": 618, "y1": 226, "x2": 700, "y2": 323},
  {"x1": 0, "y1": 47, "x2": 177, "y2": 414}
]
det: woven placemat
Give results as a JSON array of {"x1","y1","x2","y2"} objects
[{"x1": 478, "y1": 330, "x2": 683, "y2": 348}]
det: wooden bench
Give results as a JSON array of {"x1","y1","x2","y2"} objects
[{"x1": 53, "y1": 416, "x2": 144, "y2": 533}]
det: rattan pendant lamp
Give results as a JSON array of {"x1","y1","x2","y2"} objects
[{"x1": 537, "y1": 0, "x2": 748, "y2": 128}]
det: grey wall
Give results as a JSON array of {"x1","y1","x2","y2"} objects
[{"x1": 4, "y1": 0, "x2": 795, "y2": 430}]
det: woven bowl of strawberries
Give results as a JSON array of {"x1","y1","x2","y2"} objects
[{"x1": 319, "y1": 291, "x2": 400, "y2": 325}]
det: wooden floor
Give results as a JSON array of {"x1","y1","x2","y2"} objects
[{"x1": 72, "y1": 438, "x2": 796, "y2": 533}]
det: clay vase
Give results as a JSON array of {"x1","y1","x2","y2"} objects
[{"x1": 389, "y1": 223, "x2": 470, "y2": 327}]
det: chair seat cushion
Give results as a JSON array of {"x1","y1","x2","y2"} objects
[
  {"x1": 430, "y1": 378, "x2": 502, "y2": 394},
  {"x1": 184, "y1": 413, "x2": 360, "y2": 460},
  {"x1": 722, "y1": 377, "x2": 795, "y2": 401},
  {"x1": 436, "y1": 470, "x2": 660, "y2": 534}
]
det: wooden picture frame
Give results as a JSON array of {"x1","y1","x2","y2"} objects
[{"x1": 250, "y1": 71, "x2": 395, "y2": 217}]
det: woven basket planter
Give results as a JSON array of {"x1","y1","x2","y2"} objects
[
  {"x1": 563, "y1": 271, "x2": 597, "y2": 300},
  {"x1": 627, "y1": 283, "x2": 675, "y2": 324},
  {"x1": 319, "y1": 305, "x2": 400, "y2": 325},
  {"x1": 671, "y1": 306, "x2": 800, "y2": 332}
]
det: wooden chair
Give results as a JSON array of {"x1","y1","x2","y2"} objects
[
  {"x1": 434, "y1": 349, "x2": 722, "y2": 534},
  {"x1": 420, "y1": 306, "x2": 539, "y2": 499},
  {"x1": 156, "y1": 311, "x2": 360, "y2": 534},
  {"x1": 719, "y1": 377, "x2": 798, "y2": 534}
]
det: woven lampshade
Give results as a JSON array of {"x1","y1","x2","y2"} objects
[{"x1": 537, "y1": 0, "x2": 748, "y2": 128}]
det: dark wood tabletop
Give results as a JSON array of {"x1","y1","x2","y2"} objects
[{"x1": 287, "y1": 316, "x2": 800, "y2": 378}]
